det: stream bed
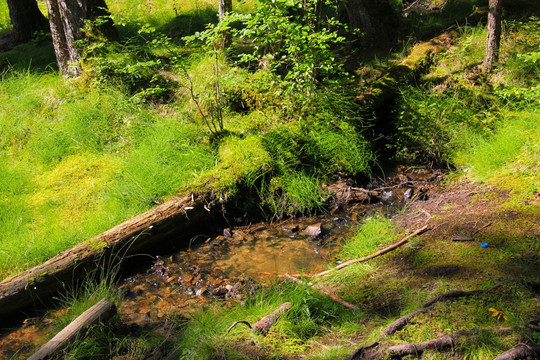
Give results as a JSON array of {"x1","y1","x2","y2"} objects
[{"x1": 0, "y1": 166, "x2": 441, "y2": 359}]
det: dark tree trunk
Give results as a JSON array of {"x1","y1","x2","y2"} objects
[
  {"x1": 46, "y1": 0, "x2": 117, "y2": 77},
  {"x1": 6, "y1": 0, "x2": 49, "y2": 43},
  {"x1": 484, "y1": 0, "x2": 503, "y2": 73},
  {"x1": 344, "y1": 0, "x2": 399, "y2": 47}
]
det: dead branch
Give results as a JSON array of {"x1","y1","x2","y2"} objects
[
  {"x1": 472, "y1": 222, "x2": 492, "y2": 236},
  {"x1": 494, "y1": 343, "x2": 540, "y2": 360},
  {"x1": 283, "y1": 274, "x2": 359, "y2": 310},
  {"x1": 452, "y1": 237, "x2": 475, "y2": 241},
  {"x1": 316, "y1": 225, "x2": 431, "y2": 277},
  {"x1": 226, "y1": 302, "x2": 291, "y2": 336},
  {"x1": 28, "y1": 299, "x2": 116, "y2": 360}
]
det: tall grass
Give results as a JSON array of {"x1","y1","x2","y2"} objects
[{"x1": 0, "y1": 70, "x2": 216, "y2": 279}]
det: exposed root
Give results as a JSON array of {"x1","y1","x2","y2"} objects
[{"x1": 494, "y1": 343, "x2": 540, "y2": 360}]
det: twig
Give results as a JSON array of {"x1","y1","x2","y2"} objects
[
  {"x1": 316, "y1": 225, "x2": 431, "y2": 277},
  {"x1": 283, "y1": 274, "x2": 359, "y2": 310},
  {"x1": 471, "y1": 222, "x2": 493, "y2": 236}
]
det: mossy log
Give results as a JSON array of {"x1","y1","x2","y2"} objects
[
  {"x1": 0, "y1": 194, "x2": 216, "y2": 322},
  {"x1": 359, "y1": 31, "x2": 457, "y2": 110}
]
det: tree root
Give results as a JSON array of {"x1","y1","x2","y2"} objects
[
  {"x1": 494, "y1": 343, "x2": 540, "y2": 360},
  {"x1": 226, "y1": 302, "x2": 291, "y2": 336},
  {"x1": 381, "y1": 282, "x2": 505, "y2": 336}
]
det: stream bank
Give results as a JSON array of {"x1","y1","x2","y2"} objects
[{"x1": 0, "y1": 166, "x2": 442, "y2": 359}]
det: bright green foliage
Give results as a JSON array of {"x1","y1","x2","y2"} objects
[
  {"x1": 234, "y1": 0, "x2": 347, "y2": 90},
  {"x1": 341, "y1": 216, "x2": 398, "y2": 259}
]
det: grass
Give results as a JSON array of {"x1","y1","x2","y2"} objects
[{"x1": 1, "y1": 2, "x2": 539, "y2": 359}]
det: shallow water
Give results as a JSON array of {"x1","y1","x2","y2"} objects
[{"x1": 0, "y1": 166, "x2": 441, "y2": 359}]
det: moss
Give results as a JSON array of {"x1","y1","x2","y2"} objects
[{"x1": 200, "y1": 135, "x2": 272, "y2": 196}]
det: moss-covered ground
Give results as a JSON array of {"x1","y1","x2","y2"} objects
[{"x1": 0, "y1": 0, "x2": 538, "y2": 359}]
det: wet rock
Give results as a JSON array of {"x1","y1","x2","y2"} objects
[
  {"x1": 301, "y1": 223, "x2": 322, "y2": 237},
  {"x1": 211, "y1": 287, "x2": 228, "y2": 296},
  {"x1": 404, "y1": 188, "x2": 414, "y2": 199}
]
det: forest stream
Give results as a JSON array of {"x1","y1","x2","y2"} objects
[{"x1": 0, "y1": 166, "x2": 442, "y2": 359}]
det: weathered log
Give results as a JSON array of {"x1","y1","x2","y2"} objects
[
  {"x1": 283, "y1": 274, "x2": 359, "y2": 311},
  {"x1": 494, "y1": 343, "x2": 540, "y2": 360},
  {"x1": 226, "y1": 302, "x2": 292, "y2": 336},
  {"x1": 0, "y1": 194, "x2": 216, "y2": 322},
  {"x1": 28, "y1": 299, "x2": 116, "y2": 360},
  {"x1": 347, "y1": 341, "x2": 380, "y2": 360},
  {"x1": 316, "y1": 225, "x2": 430, "y2": 277}
]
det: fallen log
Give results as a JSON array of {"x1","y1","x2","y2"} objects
[
  {"x1": 494, "y1": 343, "x2": 540, "y2": 360},
  {"x1": 316, "y1": 225, "x2": 430, "y2": 277},
  {"x1": 226, "y1": 302, "x2": 292, "y2": 336},
  {"x1": 28, "y1": 299, "x2": 116, "y2": 360},
  {"x1": 283, "y1": 273, "x2": 359, "y2": 311},
  {"x1": 0, "y1": 193, "x2": 217, "y2": 322}
]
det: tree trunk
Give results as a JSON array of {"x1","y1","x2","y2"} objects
[
  {"x1": 483, "y1": 0, "x2": 503, "y2": 73},
  {"x1": 344, "y1": 0, "x2": 398, "y2": 47},
  {"x1": 218, "y1": 0, "x2": 233, "y2": 48},
  {"x1": 46, "y1": 0, "x2": 117, "y2": 77},
  {"x1": 6, "y1": 0, "x2": 49, "y2": 43}
]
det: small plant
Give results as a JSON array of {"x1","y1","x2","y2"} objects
[{"x1": 488, "y1": 307, "x2": 508, "y2": 321}]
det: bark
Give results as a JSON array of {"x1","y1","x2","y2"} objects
[
  {"x1": 494, "y1": 344, "x2": 540, "y2": 360},
  {"x1": 344, "y1": 0, "x2": 399, "y2": 47},
  {"x1": 28, "y1": 299, "x2": 116, "y2": 360},
  {"x1": 6, "y1": 0, "x2": 49, "y2": 43},
  {"x1": 387, "y1": 330, "x2": 477, "y2": 357},
  {"x1": 483, "y1": 0, "x2": 503, "y2": 73},
  {"x1": 218, "y1": 0, "x2": 233, "y2": 48},
  {"x1": 0, "y1": 194, "x2": 217, "y2": 323},
  {"x1": 46, "y1": 0, "x2": 117, "y2": 77}
]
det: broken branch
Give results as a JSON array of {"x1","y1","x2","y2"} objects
[
  {"x1": 316, "y1": 225, "x2": 430, "y2": 277},
  {"x1": 28, "y1": 299, "x2": 116, "y2": 360}
]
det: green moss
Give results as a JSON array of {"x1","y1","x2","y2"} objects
[{"x1": 202, "y1": 135, "x2": 272, "y2": 195}]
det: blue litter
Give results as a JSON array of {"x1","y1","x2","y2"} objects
[{"x1": 480, "y1": 242, "x2": 489, "y2": 248}]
